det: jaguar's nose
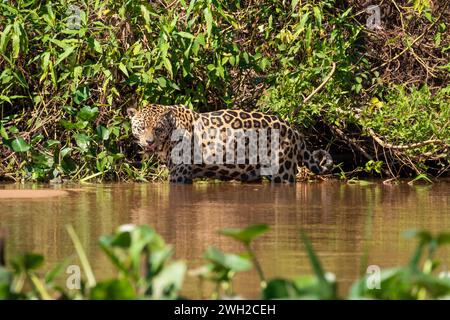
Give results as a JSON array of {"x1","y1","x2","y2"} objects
[{"x1": 146, "y1": 139, "x2": 154, "y2": 145}]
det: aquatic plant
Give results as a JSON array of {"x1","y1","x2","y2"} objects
[{"x1": 1, "y1": 223, "x2": 450, "y2": 300}]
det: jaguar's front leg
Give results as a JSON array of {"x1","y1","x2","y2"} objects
[{"x1": 169, "y1": 164, "x2": 193, "y2": 184}]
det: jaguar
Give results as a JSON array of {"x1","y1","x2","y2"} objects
[{"x1": 127, "y1": 104, "x2": 333, "y2": 183}]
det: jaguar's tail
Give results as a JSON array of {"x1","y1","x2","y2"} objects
[{"x1": 298, "y1": 139, "x2": 333, "y2": 174}]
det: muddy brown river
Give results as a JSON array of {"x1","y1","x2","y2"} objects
[{"x1": 0, "y1": 181, "x2": 449, "y2": 298}]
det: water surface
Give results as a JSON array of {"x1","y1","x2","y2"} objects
[{"x1": 0, "y1": 181, "x2": 449, "y2": 298}]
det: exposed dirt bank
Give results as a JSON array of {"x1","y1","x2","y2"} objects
[{"x1": 0, "y1": 190, "x2": 69, "y2": 199}]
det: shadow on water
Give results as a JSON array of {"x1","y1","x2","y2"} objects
[{"x1": 0, "y1": 181, "x2": 449, "y2": 298}]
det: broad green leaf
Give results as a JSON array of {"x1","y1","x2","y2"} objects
[
  {"x1": 219, "y1": 224, "x2": 269, "y2": 245},
  {"x1": 437, "y1": 233, "x2": 450, "y2": 245},
  {"x1": 73, "y1": 66, "x2": 83, "y2": 79},
  {"x1": 152, "y1": 262, "x2": 186, "y2": 299},
  {"x1": 73, "y1": 133, "x2": 90, "y2": 152},
  {"x1": 131, "y1": 226, "x2": 166, "y2": 273},
  {"x1": 44, "y1": 140, "x2": 60, "y2": 148},
  {"x1": 76, "y1": 106, "x2": 98, "y2": 122},
  {"x1": 258, "y1": 57, "x2": 271, "y2": 71},
  {"x1": 11, "y1": 253, "x2": 44, "y2": 271},
  {"x1": 348, "y1": 267, "x2": 412, "y2": 299},
  {"x1": 110, "y1": 230, "x2": 132, "y2": 248},
  {"x1": 98, "y1": 235, "x2": 129, "y2": 273},
  {"x1": 118, "y1": 63, "x2": 128, "y2": 77},
  {"x1": 88, "y1": 38, "x2": 103, "y2": 54},
  {"x1": 90, "y1": 279, "x2": 135, "y2": 300},
  {"x1": 263, "y1": 278, "x2": 299, "y2": 299},
  {"x1": 0, "y1": 24, "x2": 12, "y2": 53},
  {"x1": 177, "y1": 31, "x2": 195, "y2": 39},
  {"x1": 55, "y1": 46, "x2": 75, "y2": 66},
  {"x1": 60, "y1": 147, "x2": 72, "y2": 158},
  {"x1": 96, "y1": 125, "x2": 110, "y2": 141},
  {"x1": 216, "y1": 64, "x2": 225, "y2": 79},
  {"x1": 11, "y1": 137, "x2": 30, "y2": 152},
  {"x1": 31, "y1": 134, "x2": 44, "y2": 145},
  {"x1": 313, "y1": 6, "x2": 322, "y2": 27},
  {"x1": 41, "y1": 52, "x2": 50, "y2": 74},
  {"x1": 0, "y1": 124, "x2": 8, "y2": 140},
  {"x1": 204, "y1": 247, "x2": 252, "y2": 272},
  {"x1": 163, "y1": 57, "x2": 173, "y2": 78},
  {"x1": 49, "y1": 60, "x2": 57, "y2": 85},
  {"x1": 73, "y1": 86, "x2": 90, "y2": 104},
  {"x1": 0, "y1": 95, "x2": 11, "y2": 104},
  {"x1": 98, "y1": 225, "x2": 161, "y2": 277},
  {"x1": 12, "y1": 33, "x2": 20, "y2": 58},
  {"x1": 299, "y1": 12, "x2": 310, "y2": 31},
  {"x1": 157, "y1": 77, "x2": 167, "y2": 88},
  {"x1": 60, "y1": 119, "x2": 88, "y2": 130},
  {"x1": 9, "y1": 126, "x2": 18, "y2": 134},
  {"x1": 32, "y1": 152, "x2": 54, "y2": 168},
  {"x1": 242, "y1": 51, "x2": 250, "y2": 64},
  {"x1": 203, "y1": 7, "x2": 213, "y2": 37},
  {"x1": 150, "y1": 247, "x2": 173, "y2": 275},
  {"x1": 140, "y1": 4, "x2": 151, "y2": 24}
]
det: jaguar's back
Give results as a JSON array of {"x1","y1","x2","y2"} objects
[{"x1": 128, "y1": 105, "x2": 332, "y2": 183}]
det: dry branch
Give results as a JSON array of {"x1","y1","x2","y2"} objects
[{"x1": 366, "y1": 128, "x2": 450, "y2": 150}]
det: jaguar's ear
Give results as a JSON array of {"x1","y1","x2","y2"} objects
[{"x1": 127, "y1": 108, "x2": 137, "y2": 118}]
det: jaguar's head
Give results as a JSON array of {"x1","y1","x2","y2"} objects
[{"x1": 127, "y1": 105, "x2": 175, "y2": 153}]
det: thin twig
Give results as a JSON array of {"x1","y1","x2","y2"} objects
[
  {"x1": 329, "y1": 124, "x2": 391, "y2": 176},
  {"x1": 292, "y1": 62, "x2": 337, "y2": 118},
  {"x1": 370, "y1": 3, "x2": 449, "y2": 73}
]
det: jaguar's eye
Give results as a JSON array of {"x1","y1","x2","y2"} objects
[{"x1": 154, "y1": 128, "x2": 163, "y2": 135}]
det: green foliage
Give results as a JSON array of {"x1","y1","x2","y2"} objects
[
  {"x1": 1, "y1": 0, "x2": 247, "y2": 181},
  {"x1": 364, "y1": 160, "x2": 384, "y2": 175},
  {"x1": 90, "y1": 279, "x2": 135, "y2": 300},
  {"x1": 408, "y1": 173, "x2": 433, "y2": 185},
  {"x1": 350, "y1": 230, "x2": 450, "y2": 299},
  {"x1": 192, "y1": 224, "x2": 269, "y2": 298},
  {"x1": 360, "y1": 86, "x2": 450, "y2": 158},
  {"x1": 263, "y1": 232, "x2": 337, "y2": 299},
  {"x1": 2, "y1": 223, "x2": 450, "y2": 300},
  {"x1": 0, "y1": 1, "x2": 449, "y2": 181},
  {"x1": 219, "y1": 224, "x2": 269, "y2": 246},
  {"x1": 97, "y1": 224, "x2": 186, "y2": 299},
  {"x1": 196, "y1": 246, "x2": 253, "y2": 298},
  {"x1": 257, "y1": 2, "x2": 363, "y2": 127},
  {"x1": 0, "y1": 224, "x2": 186, "y2": 300},
  {"x1": 0, "y1": 251, "x2": 61, "y2": 299},
  {"x1": 203, "y1": 247, "x2": 252, "y2": 274}
]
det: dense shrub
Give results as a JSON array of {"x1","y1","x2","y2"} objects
[{"x1": 0, "y1": 0, "x2": 448, "y2": 181}]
